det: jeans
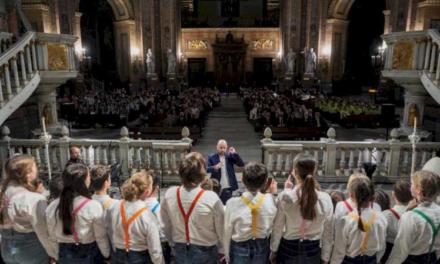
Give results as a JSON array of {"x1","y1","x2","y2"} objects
[
  {"x1": 230, "y1": 238, "x2": 269, "y2": 264},
  {"x1": 276, "y1": 238, "x2": 321, "y2": 264},
  {"x1": 0, "y1": 229, "x2": 49, "y2": 264},
  {"x1": 112, "y1": 249, "x2": 151, "y2": 264},
  {"x1": 379, "y1": 242, "x2": 393, "y2": 264},
  {"x1": 58, "y1": 242, "x2": 103, "y2": 264},
  {"x1": 403, "y1": 252, "x2": 438, "y2": 264},
  {"x1": 174, "y1": 243, "x2": 218, "y2": 264},
  {"x1": 342, "y1": 255, "x2": 377, "y2": 264}
]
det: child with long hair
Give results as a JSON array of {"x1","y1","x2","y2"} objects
[
  {"x1": 107, "y1": 171, "x2": 163, "y2": 263},
  {"x1": 224, "y1": 162, "x2": 277, "y2": 263},
  {"x1": 46, "y1": 163, "x2": 110, "y2": 263},
  {"x1": 0, "y1": 155, "x2": 56, "y2": 263},
  {"x1": 161, "y1": 152, "x2": 225, "y2": 264},
  {"x1": 331, "y1": 175, "x2": 387, "y2": 264},
  {"x1": 386, "y1": 171, "x2": 440, "y2": 264},
  {"x1": 380, "y1": 180, "x2": 412, "y2": 264},
  {"x1": 270, "y1": 153, "x2": 333, "y2": 264}
]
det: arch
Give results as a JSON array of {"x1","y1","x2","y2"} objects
[
  {"x1": 328, "y1": 0, "x2": 355, "y2": 20},
  {"x1": 75, "y1": 0, "x2": 133, "y2": 21}
]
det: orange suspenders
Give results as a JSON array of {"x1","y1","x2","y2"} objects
[{"x1": 120, "y1": 201, "x2": 147, "y2": 251}]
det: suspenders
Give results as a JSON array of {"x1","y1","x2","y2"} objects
[
  {"x1": 71, "y1": 198, "x2": 91, "y2": 245},
  {"x1": 389, "y1": 208, "x2": 400, "y2": 220},
  {"x1": 102, "y1": 198, "x2": 114, "y2": 210},
  {"x1": 412, "y1": 208, "x2": 440, "y2": 253},
  {"x1": 344, "y1": 200, "x2": 354, "y2": 212},
  {"x1": 176, "y1": 187, "x2": 205, "y2": 245},
  {"x1": 349, "y1": 211, "x2": 378, "y2": 255},
  {"x1": 241, "y1": 194, "x2": 265, "y2": 239},
  {"x1": 151, "y1": 202, "x2": 160, "y2": 214},
  {"x1": 120, "y1": 200, "x2": 147, "y2": 252}
]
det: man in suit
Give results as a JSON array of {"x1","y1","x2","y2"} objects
[{"x1": 207, "y1": 139, "x2": 245, "y2": 204}]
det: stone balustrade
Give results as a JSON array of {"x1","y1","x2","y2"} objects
[
  {"x1": 0, "y1": 126, "x2": 193, "y2": 183},
  {"x1": 261, "y1": 127, "x2": 440, "y2": 183}
]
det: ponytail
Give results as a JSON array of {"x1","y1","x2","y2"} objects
[
  {"x1": 57, "y1": 164, "x2": 91, "y2": 236},
  {"x1": 300, "y1": 174, "x2": 318, "y2": 220},
  {"x1": 349, "y1": 175, "x2": 374, "y2": 232},
  {"x1": 293, "y1": 153, "x2": 318, "y2": 220}
]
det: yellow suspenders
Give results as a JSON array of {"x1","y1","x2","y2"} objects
[
  {"x1": 102, "y1": 198, "x2": 114, "y2": 210},
  {"x1": 241, "y1": 194, "x2": 265, "y2": 238},
  {"x1": 349, "y1": 211, "x2": 378, "y2": 255}
]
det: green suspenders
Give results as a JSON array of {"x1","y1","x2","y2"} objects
[{"x1": 412, "y1": 208, "x2": 440, "y2": 253}]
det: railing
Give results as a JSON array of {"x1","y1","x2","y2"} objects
[
  {"x1": 261, "y1": 127, "x2": 440, "y2": 183},
  {"x1": 382, "y1": 29, "x2": 440, "y2": 104},
  {"x1": 0, "y1": 126, "x2": 193, "y2": 183}
]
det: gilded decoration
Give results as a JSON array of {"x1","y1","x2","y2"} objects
[
  {"x1": 188, "y1": 40, "x2": 208, "y2": 50},
  {"x1": 392, "y1": 41, "x2": 414, "y2": 70},
  {"x1": 251, "y1": 39, "x2": 274, "y2": 50},
  {"x1": 47, "y1": 43, "x2": 68, "y2": 70}
]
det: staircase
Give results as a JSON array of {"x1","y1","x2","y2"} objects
[
  {"x1": 0, "y1": 31, "x2": 78, "y2": 125},
  {"x1": 382, "y1": 29, "x2": 440, "y2": 104}
]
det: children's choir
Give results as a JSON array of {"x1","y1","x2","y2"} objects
[{"x1": 0, "y1": 153, "x2": 439, "y2": 264}]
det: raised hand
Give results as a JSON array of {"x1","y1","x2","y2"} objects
[{"x1": 228, "y1": 147, "x2": 236, "y2": 154}]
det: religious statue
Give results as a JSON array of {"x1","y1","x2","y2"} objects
[
  {"x1": 167, "y1": 48, "x2": 176, "y2": 75},
  {"x1": 285, "y1": 48, "x2": 296, "y2": 74},
  {"x1": 305, "y1": 48, "x2": 317, "y2": 76},
  {"x1": 146, "y1": 48, "x2": 155, "y2": 75},
  {"x1": 408, "y1": 104, "x2": 419, "y2": 127}
]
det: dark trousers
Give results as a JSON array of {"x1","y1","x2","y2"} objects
[
  {"x1": 173, "y1": 243, "x2": 218, "y2": 264},
  {"x1": 403, "y1": 252, "x2": 438, "y2": 264},
  {"x1": 220, "y1": 188, "x2": 233, "y2": 205},
  {"x1": 112, "y1": 249, "x2": 151, "y2": 264},
  {"x1": 342, "y1": 255, "x2": 377, "y2": 264},
  {"x1": 230, "y1": 238, "x2": 269, "y2": 264},
  {"x1": 58, "y1": 242, "x2": 103, "y2": 264},
  {"x1": 0, "y1": 230, "x2": 48, "y2": 264},
  {"x1": 380, "y1": 242, "x2": 393, "y2": 264},
  {"x1": 276, "y1": 238, "x2": 321, "y2": 264}
]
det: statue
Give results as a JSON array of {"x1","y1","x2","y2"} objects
[
  {"x1": 285, "y1": 48, "x2": 296, "y2": 74},
  {"x1": 305, "y1": 48, "x2": 317, "y2": 76},
  {"x1": 167, "y1": 48, "x2": 176, "y2": 75},
  {"x1": 146, "y1": 48, "x2": 155, "y2": 75},
  {"x1": 408, "y1": 104, "x2": 419, "y2": 127}
]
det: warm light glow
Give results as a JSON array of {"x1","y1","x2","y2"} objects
[
  {"x1": 378, "y1": 41, "x2": 387, "y2": 53},
  {"x1": 278, "y1": 50, "x2": 282, "y2": 58},
  {"x1": 322, "y1": 45, "x2": 332, "y2": 57},
  {"x1": 131, "y1": 47, "x2": 140, "y2": 57}
]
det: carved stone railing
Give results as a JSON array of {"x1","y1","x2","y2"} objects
[
  {"x1": 0, "y1": 31, "x2": 78, "y2": 125},
  {"x1": 382, "y1": 29, "x2": 440, "y2": 104},
  {"x1": 0, "y1": 126, "x2": 193, "y2": 184},
  {"x1": 261, "y1": 127, "x2": 440, "y2": 183}
]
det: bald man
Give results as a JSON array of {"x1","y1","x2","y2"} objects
[
  {"x1": 65, "y1": 146, "x2": 85, "y2": 168},
  {"x1": 207, "y1": 139, "x2": 244, "y2": 204}
]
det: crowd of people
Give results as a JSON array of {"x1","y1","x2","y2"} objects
[
  {"x1": 62, "y1": 87, "x2": 221, "y2": 129},
  {"x1": 314, "y1": 97, "x2": 380, "y2": 119},
  {"x1": 241, "y1": 88, "x2": 327, "y2": 130},
  {"x1": 0, "y1": 146, "x2": 439, "y2": 264}
]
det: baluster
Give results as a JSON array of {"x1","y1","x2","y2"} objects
[
  {"x1": 313, "y1": 150, "x2": 321, "y2": 176},
  {"x1": 357, "y1": 150, "x2": 363, "y2": 171},
  {"x1": 26, "y1": 147, "x2": 31, "y2": 155},
  {"x1": 425, "y1": 40, "x2": 432, "y2": 71},
  {"x1": 51, "y1": 148, "x2": 58, "y2": 172},
  {"x1": 339, "y1": 150, "x2": 346, "y2": 176},
  {"x1": 266, "y1": 152, "x2": 273, "y2": 173},
  {"x1": 432, "y1": 151, "x2": 437, "y2": 159},
  {"x1": 374, "y1": 148, "x2": 382, "y2": 177},
  {"x1": 383, "y1": 149, "x2": 390, "y2": 173},
  {"x1": 145, "y1": 148, "x2": 151, "y2": 169},
  {"x1": 94, "y1": 146, "x2": 100, "y2": 165},
  {"x1": 4, "y1": 63, "x2": 12, "y2": 99},
  {"x1": 102, "y1": 147, "x2": 108, "y2": 165},
  {"x1": 154, "y1": 150, "x2": 161, "y2": 174},
  {"x1": 429, "y1": 43, "x2": 437, "y2": 73},
  {"x1": 284, "y1": 153, "x2": 291, "y2": 175},
  {"x1": 421, "y1": 151, "x2": 428, "y2": 169},
  {"x1": 348, "y1": 150, "x2": 355, "y2": 173},
  {"x1": 170, "y1": 151, "x2": 177, "y2": 173},
  {"x1": 31, "y1": 43, "x2": 38, "y2": 71},
  {"x1": 18, "y1": 147, "x2": 23, "y2": 154},
  {"x1": 10, "y1": 57, "x2": 20, "y2": 92},
  {"x1": 111, "y1": 148, "x2": 117, "y2": 164},
  {"x1": 305, "y1": 150, "x2": 310, "y2": 156},
  {"x1": 436, "y1": 50, "x2": 440, "y2": 82},
  {"x1": 0, "y1": 71, "x2": 4, "y2": 105},
  {"x1": 25, "y1": 46, "x2": 32, "y2": 76},
  {"x1": 34, "y1": 148, "x2": 41, "y2": 166},
  {"x1": 135, "y1": 147, "x2": 142, "y2": 169},
  {"x1": 275, "y1": 153, "x2": 283, "y2": 176},
  {"x1": 19, "y1": 51, "x2": 27, "y2": 84},
  {"x1": 403, "y1": 151, "x2": 410, "y2": 175}
]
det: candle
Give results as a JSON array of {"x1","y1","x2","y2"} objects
[
  {"x1": 413, "y1": 117, "x2": 417, "y2": 135},
  {"x1": 42, "y1": 117, "x2": 46, "y2": 134}
]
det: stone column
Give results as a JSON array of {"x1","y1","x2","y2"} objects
[
  {"x1": 33, "y1": 83, "x2": 59, "y2": 128},
  {"x1": 114, "y1": 19, "x2": 136, "y2": 82},
  {"x1": 73, "y1": 12, "x2": 82, "y2": 60},
  {"x1": 383, "y1": 10, "x2": 391, "y2": 34},
  {"x1": 429, "y1": 43, "x2": 437, "y2": 73},
  {"x1": 424, "y1": 40, "x2": 432, "y2": 71},
  {"x1": 325, "y1": 18, "x2": 349, "y2": 81}
]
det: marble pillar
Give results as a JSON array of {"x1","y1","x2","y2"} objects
[{"x1": 114, "y1": 19, "x2": 136, "y2": 82}]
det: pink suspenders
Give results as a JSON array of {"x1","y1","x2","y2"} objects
[{"x1": 71, "y1": 198, "x2": 91, "y2": 244}]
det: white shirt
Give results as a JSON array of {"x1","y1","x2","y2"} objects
[
  {"x1": 334, "y1": 198, "x2": 382, "y2": 220},
  {"x1": 1, "y1": 185, "x2": 57, "y2": 259},
  {"x1": 381, "y1": 204, "x2": 408, "y2": 244},
  {"x1": 107, "y1": 200, "x2": 164, "y2": 264},
  {"x1": 161, "y1": 186, "x2": 225, "y2": 252},
  {"x1": 144, "y1": 197, "x2": 166, "y2": 241},
  {"x1": 92, "y1": 194, "x2": 117, "y2": 211},
  {"x1": 224, "y1": 191, "x2": 277, "y2": 261},
  {"x1": 270, "y1": 187, "x2": 334, "y2": 262},
  {"x1": 386, "y1": 202, "x2": 440, "y2": 264},
  {"x1": 46, "y1": 196, "x2": 111, "y2": 258},
  {"x1": 331, "y1": 207, "x2": 387, "y2": 264},
  {"x1": 220, "y1": 156, "x2": 229, "y2": 189}
]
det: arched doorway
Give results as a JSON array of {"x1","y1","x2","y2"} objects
[{"x1": 76, "y1": 0, "x2": 136, "y2": 83}]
